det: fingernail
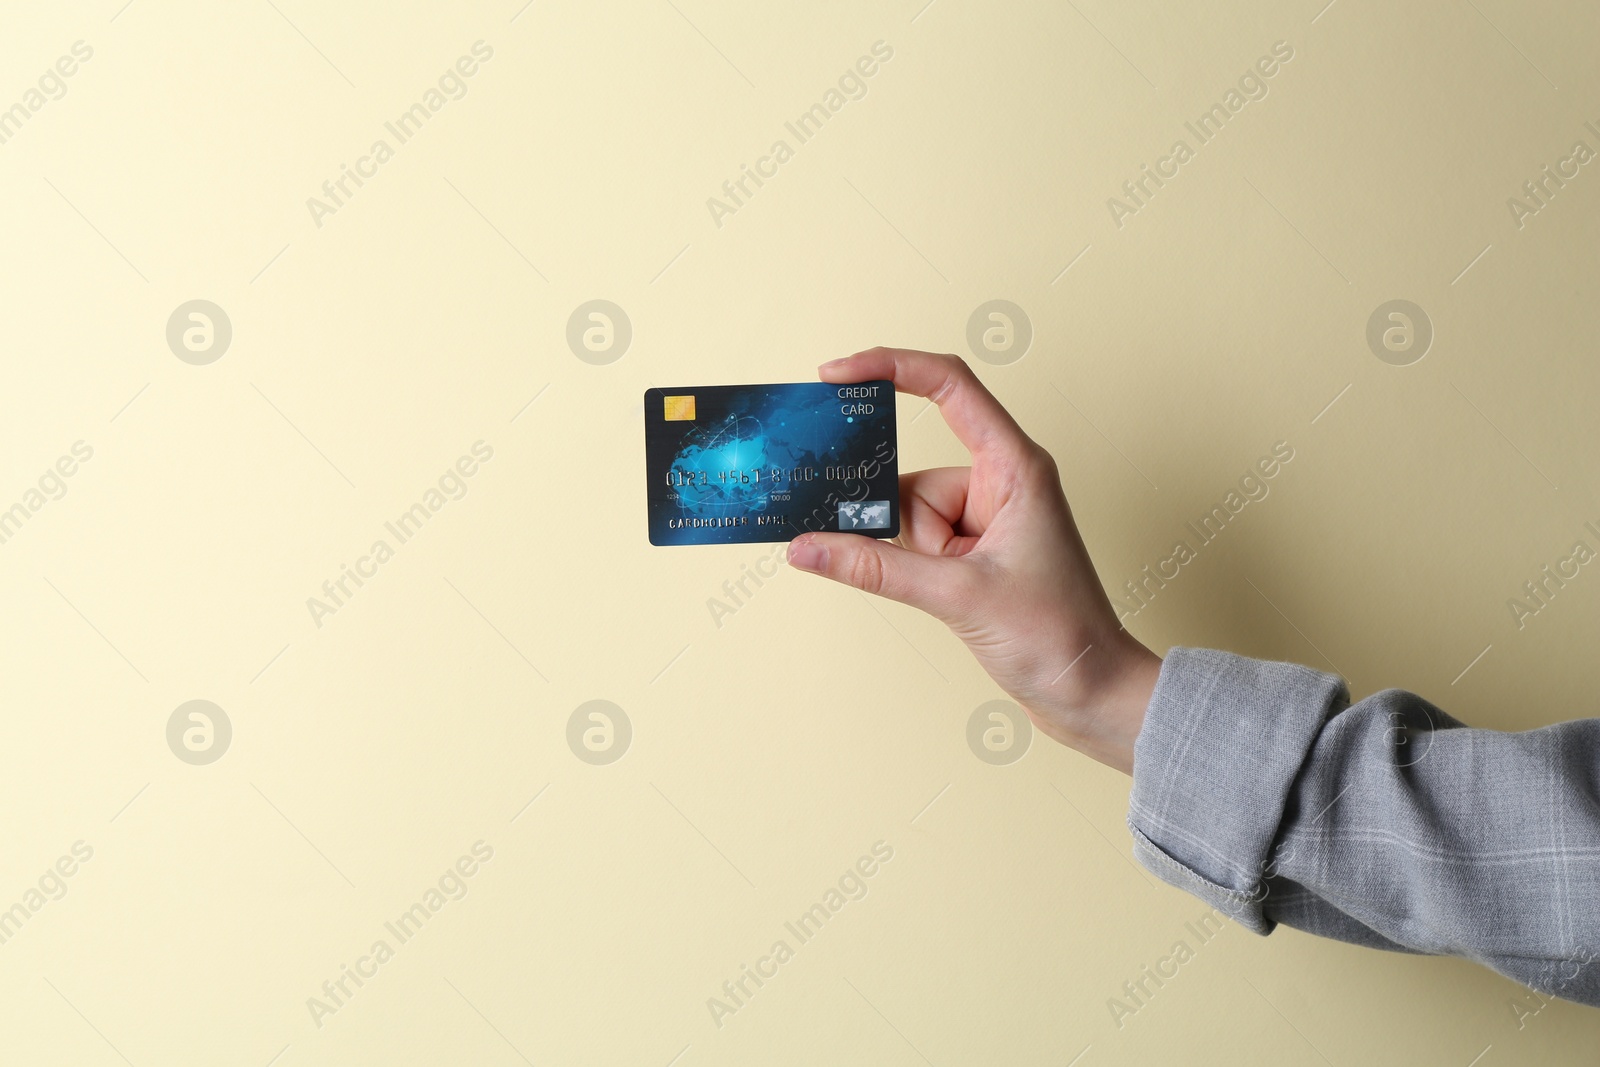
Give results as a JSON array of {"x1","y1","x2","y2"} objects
[
  {"x1": 819, "y1": 357, "x2": 849, "y2": 370},
  {"x1": 787, "y1": 538, "x2": 828, "y2": 571}
]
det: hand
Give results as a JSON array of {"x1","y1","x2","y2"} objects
[{"x1": 786, "y1": 347, "x2": 1162, "y2": 774}]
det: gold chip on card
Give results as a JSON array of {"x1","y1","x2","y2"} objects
[{"x1": 663, "y1": 395, "x2": 695, "y2": 421}]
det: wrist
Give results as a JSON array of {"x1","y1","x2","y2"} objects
[
  {"x1": 1030, "y1": 634, "x2": 1161, "y2": 774},
  {"x1": 1093, "y1": 639, "x2": 1161, "y2": 774}
]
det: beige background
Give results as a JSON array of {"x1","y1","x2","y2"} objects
[{"x1": 2, "y1": 0, "x2": 1598, "y2": 1063}]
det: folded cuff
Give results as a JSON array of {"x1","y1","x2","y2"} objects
[{"x1": 1126, "y1": 646, "x2": 1349, "y2": 934}]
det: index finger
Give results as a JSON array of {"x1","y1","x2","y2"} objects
[{"x1": 819, "y1": 346, "x2": 1033, "y2": 460}]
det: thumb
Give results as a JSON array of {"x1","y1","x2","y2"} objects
[{"x1": 787, "y1": 531, "x2": 967, "y2": 620}]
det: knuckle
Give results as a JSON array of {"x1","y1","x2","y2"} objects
[
  {"x1": 1028, "y1": 443, "x2": 1061, "y2": 483},
  {"x1": 930, "y1": 354, "x2": 971, "y2": 405},
  {"x1": 846, "y1": 546, "x2": 888, "y2": 596},
  {"x1": 1003, "y1": 442, "x2": 1057, "y2": 491},
  {"x1": 942, "y1": 351, "x2": 975, "y2": 381}
]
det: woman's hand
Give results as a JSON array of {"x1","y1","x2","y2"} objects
[{"x1": 786, "y1": 347, "x2": 1161, "y2": 773}]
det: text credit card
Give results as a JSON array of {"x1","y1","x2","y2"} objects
[{"x1": 643, "y1": 380, "x2": 899, "y2": 546}]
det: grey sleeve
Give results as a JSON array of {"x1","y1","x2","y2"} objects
[{"x1": 1126, "y1": 646, "x2": 1600, "y2": 1008}]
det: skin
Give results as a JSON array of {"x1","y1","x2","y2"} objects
[{"x1": 787, "y1": 347, "x2": 1162, "y2": 774}]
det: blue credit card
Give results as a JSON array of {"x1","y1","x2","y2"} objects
[{"x1": 643, "y1": 380, "x2": 899, "y2": 545}]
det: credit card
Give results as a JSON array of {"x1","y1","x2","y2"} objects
[{"x1": 643, "y1": 380, "x2": 899, "y2": 546}]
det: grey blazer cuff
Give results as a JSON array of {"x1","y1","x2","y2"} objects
[{"x1": 1125, "y1": 646, "x2": 1348, "y2": 934}]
